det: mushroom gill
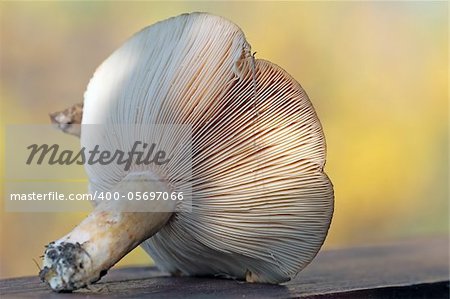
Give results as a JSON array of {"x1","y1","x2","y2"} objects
[{"x1": 41, "y1": 12, "x2": 334, "y2": 291}]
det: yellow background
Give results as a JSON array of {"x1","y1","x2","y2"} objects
[{"x1": 0, "y1": 1, "x2": 448, "y2": 278}]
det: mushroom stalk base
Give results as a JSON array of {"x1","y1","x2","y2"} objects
[{"x1": 40, "y1": 172, "x2": 174, "y2": 292}]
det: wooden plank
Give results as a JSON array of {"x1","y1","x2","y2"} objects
[{"x1": 0, "y1": 236, "x2": 448, "y2": 298}]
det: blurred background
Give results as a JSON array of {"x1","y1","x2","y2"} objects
[{"x1": 0, "y1": 1, "x2": 448, "y2": 278}]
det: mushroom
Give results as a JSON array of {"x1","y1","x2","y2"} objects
[{"x1": 40, "y1": 12, "x2": 334, "y2": 291}]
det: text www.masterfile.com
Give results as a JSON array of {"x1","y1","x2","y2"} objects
[{"x1": 9, "y1": 191, "x2": 184, "y2": 201}]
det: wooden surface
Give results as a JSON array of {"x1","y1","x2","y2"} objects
[{"x1": 1, "y1": 237, "x2": 448, "y2": 298}]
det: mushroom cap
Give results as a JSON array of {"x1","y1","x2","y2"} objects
[{"x1": 82, "y1": 12, "x2": 333, "y2": 283}]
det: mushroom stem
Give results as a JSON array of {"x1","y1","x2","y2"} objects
[
  {"x1": 40, "y1": 172, "x2": 174, "y2": 291},
  {"x1": 49, "y1": 103, "x2": 83, "y2": 137}
]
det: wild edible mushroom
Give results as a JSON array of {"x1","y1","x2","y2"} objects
[{"x1": 41, "y1": 13, "x2": 334, "y2": 291}]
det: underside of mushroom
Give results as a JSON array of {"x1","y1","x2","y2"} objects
[{"x1": 41, "y1": 12, "x2": 334, "y2": 292}]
